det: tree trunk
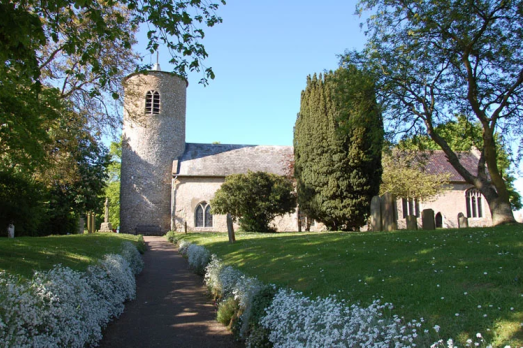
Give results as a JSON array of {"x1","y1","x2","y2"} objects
[{"x1": 481, "y1": 184, "x2": 516, "y2": 226}]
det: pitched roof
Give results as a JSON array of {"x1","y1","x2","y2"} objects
[
  {"x1": 175, "y1": 143, "x2": 293, "y2": 177},
  {"x1": 408, "y1": 150, "x2": 480, "y2": 182},
  {"x1": 176, "y1": 143, "x2": 479, "y2": 182}
]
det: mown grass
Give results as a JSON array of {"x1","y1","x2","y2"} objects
[
  {"x1": 176, "y1": 225, "x2": 523, "y2": 347},
  {"x1": 0, "y1": 233, "x2": 144, "y2": 279}
]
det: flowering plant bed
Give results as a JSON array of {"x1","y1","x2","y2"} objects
[
  {"x1": 172, "y1": 225, "x2": 523, "y2": 347},
  {"x1": 0, "y1": 235, "x2": 144, "y2": 347}
]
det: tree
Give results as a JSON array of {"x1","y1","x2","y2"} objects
[
  {"x1": 349, "y1": 0, "x2": 523, "y2": 225},
  {"x1": 380, "y1": 150, "x2": 451, "y2": 200},
  {"x1": 399, "y1": 116, "x2": 522, "y2": 210},
  {"x1": 103, "y1": 140, "x2": 122, "y2": 229},
  {"x1": 211, "y1": 171, "x2": 296, "y2": 232},
  {"x1": 293, "y1": 68, "x2": 383, "y2": 231}
]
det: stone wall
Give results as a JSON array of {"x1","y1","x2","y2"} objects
[
  {"x1": 173, "y1": 176, "x2": 322, "y2": 232},
  {"x1": 120, "y1": 71, "x2": 187, "y2": 234},
  {"x1": 396, "y1": 183, "x2": 492, "y2": 229}
]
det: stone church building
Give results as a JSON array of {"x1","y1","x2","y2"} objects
[{"x1": 120, "y1": 69, "x2": 492, "y2": 235}]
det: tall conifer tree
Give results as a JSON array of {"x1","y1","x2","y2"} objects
[{"x1": 294, "y1": 67, "x2": 383, "y2": 230}]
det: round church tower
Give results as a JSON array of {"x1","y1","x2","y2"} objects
[{"x1": 120, "y1": 69, "x2": 187, "y2": 234}]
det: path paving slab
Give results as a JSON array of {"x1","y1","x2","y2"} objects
[{"x1": 99, "y1": 236, "x2": 242, "y2": 348}]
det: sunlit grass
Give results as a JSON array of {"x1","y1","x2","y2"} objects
[
  {"x1": 177, "y1": 225, "x2": 523, "y2": 347},
  {"x1": 0, "y1": 233, "x2": 143, "y2": 278}
]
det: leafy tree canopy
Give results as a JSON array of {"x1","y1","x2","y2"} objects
[
  {"x1": 211, "y1": 171, "x2": 296, "y2": 232},
  {"x1": 380, "y1": 150, "x2": 451, "y2": 201},
  {"x1": 347, "y1": 0, "x2": 523, "y2": 225},
  {"x1": 398, "y1": 116, "x2": 522, "y2": 210}
]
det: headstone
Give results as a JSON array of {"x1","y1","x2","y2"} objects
[
  {"x1": 422, "y1": 209, "x2": 435, "y2": 230},
  {"x1": 7, "y1": 224, "x2": 14, "y2": 238},
  {"x1": 227, "y1": 213, "x2": 235, "y2": 243},
  {"x1": 458, "y1": 213, "x2": 469, "y2": 228},
  {"x1": 87, "y1": 213, "x2": 92, "y2": 234},
  {"x1": 99, "y1": 198, "x2": 113, "y2": 232},
  {"x1": 406, "y1": 215, "x2": 418, "y2": 230},
  {"x1": 370, "y1": 196, "x2": 382, "y2": 231},
  {"x1": 380, "y1": 193, "x2": 397, "y2": 231},
  {"x1": 77, "y1": 217, "x2": 85, "y2": 234}
]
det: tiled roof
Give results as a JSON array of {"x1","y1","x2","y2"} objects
[
  {"x1": 409, "y1": 150, "x2": 480, "y2": 182},
  {"x1": 176, "y1": 144, "x2": 479, "y2": 182},
  {"x1": 176, "y1": 143, "x2": 293, "y2": 177}
]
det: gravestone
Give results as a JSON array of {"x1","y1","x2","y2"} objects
[
  {"x1": 227, "y1": 213, "x2": 235, "y2": 243},
  {"x1": 458, "y1": 213, "x2": 468, "y2": 228},
  {"x1": 7, "y1": 224, "x2": 14, "y2": 238},
  {"x1": 77, "y1": 217, "x2": 85, "y2": 234},
  {"x1": 422, "y1": 209, "x2": 435, "y2": 230},
  {"x1": 370, "y1": 196, "x2": 382, "y2": 231},
  {"x1": 381, "y1": 193, "x2": 397, "y2": 231},
  {"x1": 406, "y1": 215, "x2": 418, "y2": 230},
  {"x1": 99, "y1": 198, "x2": 113, "y2": 232}
]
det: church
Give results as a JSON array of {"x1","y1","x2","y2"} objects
[{"x1": 119, "y1": 69, "x2": 492, "y2": 235}]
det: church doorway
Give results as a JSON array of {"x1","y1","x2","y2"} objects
[{"x1": 435, "y1": 212, "x2": 443, "y2": 228}]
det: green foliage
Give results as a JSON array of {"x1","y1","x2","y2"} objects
[
  {"x1": 349, "y1": 0, "x2": 522, "y2": 224},
  {"x1": 294, "y1": 68, "x2": 383, "y2": 231},
  {"x1": 182, "y1": 227, "x2": 523, "y2": 347},
  {"x1": 244, "y1": 285, "x2": 277, "y2": 348},
  {"x1": 216, "y1": 297, "x2": 239, "y2": 328},
  {"x1": 99, "y1": 139, "x2": 122, "y2": 228},
  {"x1": 211, "y1": 171, "x2": 296, "y2": 232},
  {"x1": 0, "y1": 171, "x2": 47, "y2": 236},
  {"x1": 380, "y1": 150, "x2": 451, "y2": 200},
  {"x1": 398, "y1": 116, "x2": 522, "y2": 210},
  {"x1": 164, "y1": 231, "x2": 179, "y2": 244}
]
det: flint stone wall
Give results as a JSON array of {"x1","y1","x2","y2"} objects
[{"x1": 120, "y1": 72, "x2": 187, "y2": 234}]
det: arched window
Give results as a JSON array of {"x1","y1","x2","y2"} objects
[
  {"x1": 466, "y1": 188, "x2": 483, "y2": 218},
  {"x1": 145, "y1": 91, "x2": 160, "y2": 114},
  {"x1": 195, "y1": 202, "x2": 213, "y2": 227},
  {"x1": 402, "y1": 198, "x2": 420, "y2": 218}
]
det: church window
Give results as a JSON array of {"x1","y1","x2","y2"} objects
[
  {"x1": 195, "y1": 202, "x2": 213, "y2": 227},
  {"x1": 466, "y1": 188, "x2": 483, "y2": 218},
  {"x1": 402, "y1": 198, "x2": 420, "y2": 218},
  {"x1": 145, "y1": 91, "x2": 160, "y2": 114}
]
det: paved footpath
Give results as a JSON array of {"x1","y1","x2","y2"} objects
[{"x1": 99, "y1": 236, "x2": 242, "y2": 348}]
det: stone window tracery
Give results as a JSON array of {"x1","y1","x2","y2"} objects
[
  {"x1": 402, "y1": 197, "x2": 420, "y2": 218},
  {"x1": 466, "y1": 188, "x2": 483, "y2": 218},
  {"x1": 145, "y1": 90, "x2": 160, "y2": 114},
  {"x1": 195, "y1": 202, "x2": 213, "y2": 227}
]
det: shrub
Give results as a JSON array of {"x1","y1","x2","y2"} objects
[
  {"x1": 165, "y1": 231, "x2": 178, "y2": 244},
  {"x1": 0, "y1": 244, "x2": 141, "y2": 347},
  {"x1": 211, "y1": 171, "x2": 296, "y2": 232},
  {"x1": 187, "y1": 244, "x2": 210, "y2": 275},
  {"x1": 217, "y1": 297, "x2": 239, "y2": 328},
  {"x1": 178, "y1": 240, "x2": 191, "y2": 256},
  {"x1": 120, "y1": 241, "x2": 144, "y2": 274}
]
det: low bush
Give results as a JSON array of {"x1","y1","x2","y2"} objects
[
  {"x1": 217, "y1": 297, "x2": 239, "y2": 328},
  {"x1": 188, "y1": 242, "x2": 495, "y2": 348},
  {"x1": 0, "y1": 243, "x2": 143, "y2": 347},
  {"x1": 187, "y1": 244, "x2": 210, "y2": 275}
]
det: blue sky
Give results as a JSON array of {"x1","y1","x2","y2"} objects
[
  {"x1": 138, "y1": 0, "x2": 365, "y2": 146},
  {"x1": 134, "y1": 0, "x2": 523, "y2": 211}
]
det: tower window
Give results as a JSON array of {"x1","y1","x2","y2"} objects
[
  {"x1": 402, "y1": 197, "x2": 420, "y2": 218},
  {"x1": 466, "y1": 188, "x2": 483, "y2": 218},
  {"x1": 145, "y1": 91, "x2": 160, "y2": 114},
  {"x1": 195, "y1": 202, "x2": 213, "y2": 227}
]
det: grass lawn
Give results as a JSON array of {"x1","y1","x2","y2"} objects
[
  {"x1": 177, "y1": 225, "x2": 523, "y2": 347},
  {"x1": 0, "y1": 232, "x2": 144, "y2": 279}
]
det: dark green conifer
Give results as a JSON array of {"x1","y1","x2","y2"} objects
[{"x1": 294, "y1": 67, "x2": 383, "y2": 230}]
